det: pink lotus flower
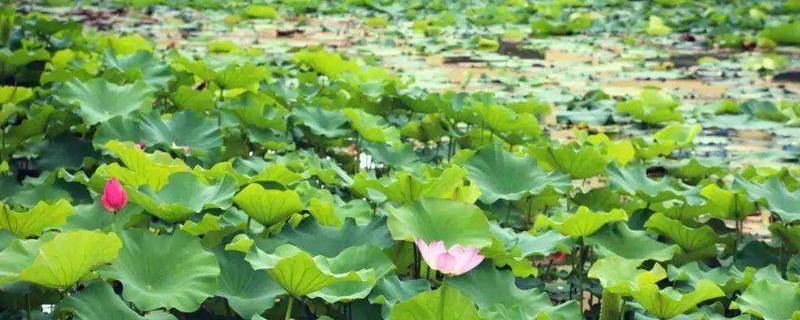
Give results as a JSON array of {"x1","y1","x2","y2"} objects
[
  {"x1": 415, "y1": 239, "x2": 484, "y2": 276},
  {"x1": 134, "y1": 142, "x2": 145, "y2": 149},
  {"x1": 101, "y1": 177, "x2": 127, "y2": 212}
]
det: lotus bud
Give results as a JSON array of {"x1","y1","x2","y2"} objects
[{"x1": 101, "y1": 177, "x2": 128, "y2": 212}]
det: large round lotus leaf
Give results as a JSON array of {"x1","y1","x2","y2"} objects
[
  {"x1": 530, "y1": 142, "x2": 607, "y2": 179},
  {"x1": 465, "y1": 142, "x2": 569, "y2": 204},
  {"x1": 631, "y1": 279, "x2": 724, "y2": 319},
  {"x1": 20, "y1": 230, "x2": 121, "y2": 289},
  {"x1": 233, "y1": 184, "x2": 304, "y2": 227},
  {"x1": 368, "y1": 275, "x2": 431, "y2": 313},
  {"x1": 586, "y1": 223, "x2": 678, "y2": 262},
  {"x1": 389, "y1": 284, "x2": 482, "y2": 320},
  {"x1": 275, "y1": 217, "x2": 393, "y2": 257},
  {"x1": 607, "y1": 162, "x2": 681, "y2": 202},
  {"x1": 387, "y1": 198, "x2": 493, "y2": 248},
  {"x1": 700, "y1": 184, "x2": 754, "y2": 220},
  {"x1": 643, "y1": 213, "x2": 726, "y2": 253},
  {"x1": 0, "y1": 199, "x2": 74, "y2": 238},
  {"x1": 216, "y1": 249, "x2": 284, "y2": 319},
  {"x1": 98, "y1": 229, "x2": 220, "y2": 312},
  {"x1": 95, "y1": 111, "x2": 223, "y2": 163},
  {"x1": 587, "y1": 256, "x2": 666, "y2": 296},
  {"x1": 667, "y1": 262, "x2": 755, "y2": 295},
  {"x1": 291, "y1": 106, "x2": 350, "y2": 138},
  {"x1": 734, "y1": 176, "x2": 800, "y2": 223},
  {"x1": 449, "y1": 262, "x2": 581, "y2": 319},
  {"x1": 58, "y1": 281, "x2": 177, "y2": 320},
  {"x1": 0, "y1": 238, "x2": 40, "y2": 285},
  {"x1": 99, "y1": 140, "x2": 191, "y2": 192},
  {"x1": 103, "y1": 50, "x2": 173, "y2": 89},
  {"x1": 351, "y1": 166, "x2": 472, "y2": 204},
  {"x1": 126, "y1": 172, "x2": 237, "y2": 222},
  {"x1": 534, "y1": 206, "x2": 627, "y2": 239},
  {"x1": 308, "y1": 245, "x2": 395, "y2": 303},
  {"x1": 245, "y1": 244, "x2": 374, "y2": 297},
  {"x1": 56, "y1": 78, "x2": 154, "y2": 125},
  {"x1": 734, "y1": 278, "x2": 800, "y2": 320}
]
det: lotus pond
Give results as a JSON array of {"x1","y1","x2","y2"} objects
[{"x1": 2, "y1": 0, "x2": 800, "y2": 319}]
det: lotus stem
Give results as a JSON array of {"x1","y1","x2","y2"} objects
[
  {"x1": 599, "y1": 289, "x2": 622, "y2": 320},
  {"x1": 284, "y1": 296, "x2": 294, "y2": 320}
]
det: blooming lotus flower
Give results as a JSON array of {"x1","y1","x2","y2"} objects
[
  {"x1": 101, "y1": 177, "x2": 127, "y2": 212},
  {"x1": 415, "y1": 239, "x2": 484, "y2": 276}
]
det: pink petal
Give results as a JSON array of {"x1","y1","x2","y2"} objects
[
  {"x1": 435, "y1": 252, "x2": 458, "y2": 275},
  {"x1": 416, "y1": 239, "x2": 446, "y2": 269},
  {"x1": 448, "y1": 246, "x2": 484, "y2": 275}
]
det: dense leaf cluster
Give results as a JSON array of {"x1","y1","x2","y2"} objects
[{"x1": 1, "y1": 1, "x2": 800, "y2": 320}]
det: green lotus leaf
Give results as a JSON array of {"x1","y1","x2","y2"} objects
[
  {"x1": 95, "y1": 111, "x2": 223, "y2": 162},
  {"x1": 588, "y1": 256, "x2": 666, "y2": 296},
  {"x1": 644, "y1": 213, "x2": 726, "y2": 254},
  {"x1": 369, "y1": 275, "x2": 431, "y2": 318},
  {"x1": 450, "y1": 262, "x2": 581, "y2": 319},
  {"x1": 245, "y1": 244, "x2": 373, "y2": 297},
  {"x1": 387, "y1": 198, "x2": 493, "y2": 248},
  {"x1": 169, "y1": 85, "x2": 215, "y2": 112},
  {"x1": 632, "y1": 280, "x2": 724, "y2": 319},
  {"x1": 465, "y1": 142, "x2": 569, "y2": 204},
  {"x1": 669, "y1": 158, "x2": 726, "y2": 181},
  {"x1": 216, "y1": 249, "x2": 284, "y2": 319},
  {"x1": 20, "y1": 230, "x2": 122, "y2": 289},
  {"x1": 233, "y1": 184, "x2": 304, "y2": 227},
  {"x1": 352, "y1": 165, "x2": 474, "y2": 204},
  {"x1": 213, "y1": 62, "x2": 269, "y2": 90},
  {"x1": 769, "y1": 223, "x2": 800, "y2": 252},
  {"x1": 587, "y1": 223, "x2": 678, "y2": 262},
  {"x1": 0, "y1": 238, "x2": 40, "y2": 285},
  {"x1": 231, "y1": 159, "x2": 304, "y2": 186},
  {"x1": 58, "y1": 281, "x2": 177, "y2": 320},
  {"x1": 491, "y1": 223, "x2": 567, "y2": 257},
  {"x1": 760, "y1": 21, "x2": 800, "y2": 45},
  {"x1": 364, "y1": 142, "x2": 420, "y2": 170},
  {"x1": 57, "y1": 78, "x2": 154, "y2": 125},
  {"x1": 225, "y1": 233, "x2": 254, "y2": 253},
  {"x1": 104, "y1": 50, "x2": 172, "y2": 89},
  {"x1": 646, "y1": 16, "x2": 672, "y2": 36},
  {"x1": 38, "y1": 134, "x2": 99, "y2": 171},
  {"x1": 389, "y1": 284, "x2": 483, "y2": 320},
  {"x1": 483, "y1": 224, "x2": 564, "y2": 277},
  {"x1": 291, "y1": 106, "x2": 350, "y2": 138},
  {"x1": 100, "y1": 140, "x2": 190, "y2": 191},
  {"x1": 127, "y1": 172, "x2": 237, "y2": 222},
  {"x1": 530, "y1": 142, "x2": 607, "y2": 179},
  {"x1": 0, "y1": 86, "x2": 34, "y2": 104},
  {"x1": 308, "y1": 245, "x2": 395, "y2": 303},
  {"x1": 98, "y1": 229, "x2": 220, "y2": 312},
  {"x1": 2, "y1": 105, "x2": 55, "y2": 154},
  {"x1": 617, "y1": 87, "x2": 681, "y2": 124},
  {"x1": 667, "y1": 262, "x2": 755, "y2": 295},
  {"x1": 535, "y1": 206, "x2": 627, "y2": 238},
  {"x1": 734, "y1": 176, "x2": 800, "y2": 223},
  {"x1": 0, "y1": 199, "x2": 74, "y2": 238},
  {"x1": 341, "y1": 108, "x2": 400, "y2": 143},
  {"x1": 734, "y1": 278, "x2": 800, "y2": 320},
  {"x1": 653, "y1": 123, "x2": 701, "y2": 149},
  {"x1": 181, "y1": 214, "x2": 221, "y2": 236},
  {"x1": 607, "y1": 162, "x2": 681, "y2": 202},
  {"x1": 700, "y1": 184, "x2": 754, "y2": 220},
  {"x1": 275, "y1": 217, "x2": 393, "y2": 257},
  {"x1": 225, "y1": 92, "x2": 288, "y2": 131},
  {"x1": 475, "y1": 103, "x2": 541, "y2": 142}
]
